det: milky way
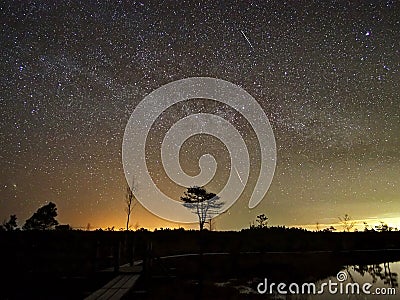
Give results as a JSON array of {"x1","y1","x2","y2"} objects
[{"x1": 1, "y1": 1, "x2": 399, "y2": 230}]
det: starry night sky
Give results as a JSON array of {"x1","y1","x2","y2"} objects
[{"x1": 1, "y1": 1, "x2": 399, "y2": 230}]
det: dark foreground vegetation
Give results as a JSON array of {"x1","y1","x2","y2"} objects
[{"x1": 1, "y1": 228, "x2": 400, "y2": 299}]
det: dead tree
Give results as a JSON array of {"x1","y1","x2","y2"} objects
[
  {"x1": 125, "y1": 179, "x2": 137, "y2": 231},
  {"x1": 338, "y1": 214, "x2": 355, "y2": 232}
]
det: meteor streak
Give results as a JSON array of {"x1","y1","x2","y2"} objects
[
  {"x1": 240, "y1": 30, "x2": 255, "y2": 51},
  {"x1": 234, "y1": 166, "x2": 245, "y2": 186}
]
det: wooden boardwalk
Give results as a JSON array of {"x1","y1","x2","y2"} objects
[{"x1": 84, "y1": 264, "x2": 142, "y2": 300}]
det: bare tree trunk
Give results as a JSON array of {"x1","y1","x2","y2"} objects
[
  {"x1": 125, "y1": 182, "x2": 135, "y2": 231},
  {"x1": 126, "y1": 213, "x2": 130, "y2": 231}
]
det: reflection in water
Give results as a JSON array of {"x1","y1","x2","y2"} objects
[
  {"x1": 307, "y1": 261, "x2": 399, "y2": 299},
  {"x1": 218, "y1": 261, "x2": 399, "y2": 299},
  {"x1": 351, "y1": 262, "x2": 398, "y2": 288}
]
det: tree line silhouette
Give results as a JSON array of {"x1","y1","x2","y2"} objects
[
  {"x1": 0, "y1": 202, "x2": 63, "y2": 231},
  {"x1": 1, "y1": 187, "x2": 397, "y2": 233}
]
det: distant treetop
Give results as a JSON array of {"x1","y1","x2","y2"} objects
[{"x1": 22, "y1": 202, "x2": 59, "y2": 231}]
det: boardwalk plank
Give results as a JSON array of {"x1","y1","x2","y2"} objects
[{"x1": 85, "y1": 274, "x2": 140, "y2": 300}]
